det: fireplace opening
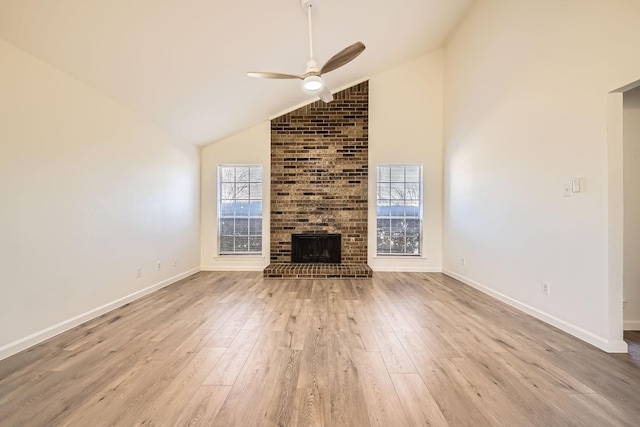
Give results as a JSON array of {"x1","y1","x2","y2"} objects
[{"x1": 291, "y1": 234, "x2": 341, "y2": 264}]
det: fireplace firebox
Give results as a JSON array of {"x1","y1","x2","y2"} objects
[{"x1": 291, "y1": 234, "x2": 341, "y2": 264}]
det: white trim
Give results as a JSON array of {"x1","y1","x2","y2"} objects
[
  {"x1": 0, "y1": 267, "x2": 200, "y2": 362},
  {"x1": 373, "y1": 266, "x2": 442, "y2": 273},
  {"x1": 624, "y1": 320, "x2": 640, "y2": 331},
  {"x1": 370, "y1": 255, "x2": 440, "y2": 273},
  {"x1": 211, "y1": 256, "x2": 265, "y2": 260},
  {"x1": 201, "y1": 265, "x2": 266, "y2": 272},
  {"x1": 204, "y1": 255, "x2": 268, "y2": 272},
  {"x1": 612, "y1": 79, "x2": 640, "y2": 93},
  {"x1": 443, "y1": 269, "x2": 629, "y2": 354},
  {"x1": 607, "y1": 91, "x2": 626, "y2": 348}
]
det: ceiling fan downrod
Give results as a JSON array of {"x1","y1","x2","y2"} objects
[{"x1": 302, "y1": 0, "x2": 318, "y2": 74}]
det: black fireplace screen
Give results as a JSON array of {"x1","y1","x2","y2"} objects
[{"x1": 291, "y1": 234, "x2": 341, "y2": 264}]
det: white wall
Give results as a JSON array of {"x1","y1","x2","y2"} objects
[
  {"x1": 369, "y1": 52, "x2": 443, "y2": 271},
  {"x1": 0, "y1": 39, "x2": 200, "y2": 360},
  {"x1": 443, "y1": 0, "x2": 640, "y2": 351},
  {"x1": 624, "y1": 85, "x2": 640, "y2": 330},
  {"x1": 200, "y1": 122, "x2": 271, "y2": 271}
]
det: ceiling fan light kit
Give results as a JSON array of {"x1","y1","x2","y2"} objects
[
  {"x1": 247, "y1": 0, "x2": 365, "y2": 103},
  {"x1": 303, "y1": 75, "x2": 323, "y2": 91}
]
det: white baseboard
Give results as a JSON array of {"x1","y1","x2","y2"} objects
[
  {"x1": 443, "y1": 269, "x2": 629, "y2": 354},
  {"x1": 370, "y1": 257, "x2": 442, "y2": 273},
  {"x1": 372, "y1": 266, "x2": 443, "y2": 273},
  {"x1": 202, "y1": 256, "x2": 267, "y2": 272},
  {"x1": 0, "y1": 267, "x2": 200, "y2": 362},
  {"x1": 201, "y1": 265, "x2": 266, "y2": 272},
  {"x1": 624, "y1": 320, "x2": 640, "y2": 331}
]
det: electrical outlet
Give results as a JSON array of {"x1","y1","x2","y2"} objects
[
  {"x1": 563, "y1": 184, "x2": 573, "y2": 197},
  {"x1": 136, "y1": 267, "x2": 142, "y2": 278},
  {"x1": 541, "y1": 281, "x2": 551, "y2": 296},
  {"x1": 173, "y1": 259, "x2": 177, "y2": 268},
  {"x1": 156, "y1": 260, "x2": 161, "y2": 271},
  {"x1": 461, "y1": 257, "x2": 466, "y2": 266}
]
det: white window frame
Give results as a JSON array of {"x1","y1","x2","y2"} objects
[
  {"x1": 218, "y1": 165, "x2": 263, "y2": 255},
  {"x1": 376, "y1": 164, "x2": 423, "y2": 256}
]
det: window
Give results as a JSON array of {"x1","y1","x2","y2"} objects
[
  {"x1": 376, "y1": 165, "x2": 422, "y2": 255},
  {"x1": 219, "y1": 165, "x2": 263, "y2": 254}
]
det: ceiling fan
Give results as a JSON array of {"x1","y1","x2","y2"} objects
[{"x1": 247, "y1": 0, "x2": 365, "y2": 103}]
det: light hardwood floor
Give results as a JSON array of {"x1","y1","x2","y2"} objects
[{"x1": 1, "y1": 272, "x2": 640, "y2": 426}]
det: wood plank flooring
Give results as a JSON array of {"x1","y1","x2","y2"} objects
[{"x1": 1, "y1": 272, "x2": 640, "y2": 426}]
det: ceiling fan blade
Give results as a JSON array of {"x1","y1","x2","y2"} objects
[
  {"x1": 318, "y1": 85, "x2": 334, "y2": 103},
  {"x1": 320, "y1": 41, "x2": 366, "y2": 75},
  {"x1": 247, "y1": 72, "x2": 302, "y2": 80}
]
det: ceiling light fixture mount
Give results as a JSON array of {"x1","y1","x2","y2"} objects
[{"x1": 300, "y1": 0, "x2": 316, "y2": 12}]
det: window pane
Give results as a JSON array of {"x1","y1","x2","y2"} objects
[
  {"x1": 405, "y1": 183, "x2": 420, "y2": 199},
  {"x1": 249, "y1": 236, "x2": 262, "y2": 252},
  {"x1": 220, "y1": 183, "x2": 234, "y2": 200},
  {"x1": 377, "y1": 235, "x2": 390, "y2": 253},
  {"x1": 249, "y1": 183, "x2": 262, "y2": 199},
  {"x1": 377, "y1": 218, "x2": 390, "y2": 235},
  {"x1": 405, "y1": 166, "x2": 420, "y2": 182},
  {"x1": 220, "y1": 167, "x2": 234, "y2": 183},
  {"x1": 236, "y1": 183, "x2": 249, "y2": 199},
  {"x1": 378, "y1": 183, "x2": 390, "y2": 199},
  {"x1": 378, "y1": 166, "x2": 391, "y2": 182},
  {"x1": 406, "y1": 218, "x2": 420, "y2": 235},
  {"x1": 390, "y1": 166, "x2": 405, "y2": 181},
  {"x1": 250, "y1": 167, "x2": 262, "y2": 183},
  {"x1": 405, "y1": 200, "x2": 420, "y2": 217},
  {"x1": 220, "y1": 235, "x2": 234, "y2": 252},
  {"x1": 249, "y1": 200, "x2": 262, "y2": 217},
  {"x1": 406, "y1": 236, "x2": 420, "y2": 254},
  {"x1": 235, "y1": 201, "x2": 249, "y2": 216},
  {"x1": 235, "y1": 167, "x2": 250, "y2": 182},
  {"x1": 390, "y1": 204, "x2": 405, "y2": 216},
  {"x1": 390, "y1": 182, "x2": 404, "y2": 200},
  {"x1": 391, "y1": 218, "x2": 405, "y2": 235},
  {"x1": 219, "y1": 165, "x2": 263, "y2": 254},
  {"x1": 376, "y1": 164, "x2": 422, "y2": 256},
  {"x1": 249, "y1": 218, "x2": 262, "y2": 234},
  {"x1": 390, "y1": 236, "x2": 405, "y2": 253},
  {"x1": 234, "y1": 218, "x2": 248, "y2": 235},
  {"x1": 377, "y1": 199, "x2": 390, "y2": 217},
  {"x1": 220, "y1": 218, "x2": 234, "y2": 235},
  {"x1": 234, "y1": 236, "x2": 249, "y2": 251},
  {"x1": 220, "y1": 201, "x2": 235, "y2": 216}
]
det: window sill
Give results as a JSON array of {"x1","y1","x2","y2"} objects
[{"x1": 374, "y1": 256, "x2": 426, "y2": 260}]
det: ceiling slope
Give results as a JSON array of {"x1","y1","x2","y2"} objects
[{"x1": 0, "y1": 0, "x2": 473, "y2": 145}]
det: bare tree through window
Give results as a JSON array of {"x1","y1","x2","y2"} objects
[
  {"x1": 219, "y1": 165, "x2": 262, "y2": 254},
  {"x1": 376, "y1": 165, "x2": 422, "y2": 255}
]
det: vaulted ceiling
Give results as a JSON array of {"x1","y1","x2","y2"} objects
[{"x1": 0, "y1": 0, "x2": 473, "y2": 145}]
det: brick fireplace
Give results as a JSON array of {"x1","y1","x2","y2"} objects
[{"x1": 264, "y1": 81, "x2": 372, "y2": 278}]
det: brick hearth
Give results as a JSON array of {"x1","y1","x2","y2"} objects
[{"x1": 263, "y1": 263, "x2": 372, "y2": 279}]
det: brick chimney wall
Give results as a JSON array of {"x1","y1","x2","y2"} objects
[{"x1": 270, "y1": 81, "x2": 369, "y2": 264}]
